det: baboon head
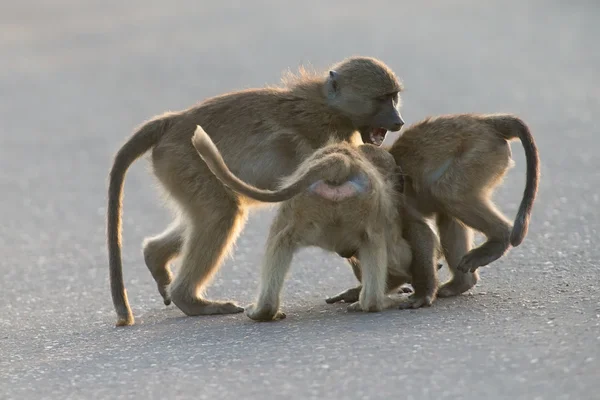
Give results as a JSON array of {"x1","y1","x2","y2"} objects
[{"x1": 325, "y1": 56, "x2": 405, "y2": 146}]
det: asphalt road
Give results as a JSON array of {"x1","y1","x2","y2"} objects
[{"x1": 1, "y1": 1, "x2": 599, "y2": 399}]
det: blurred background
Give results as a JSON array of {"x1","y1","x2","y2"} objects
[{"x1": 1, "y1": 1, "x2": 599, "y2": 399}]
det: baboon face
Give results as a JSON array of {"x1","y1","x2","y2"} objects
[
  {"x1": 360, "y1": 91, "x2": 404, "y2": 145},
  {"x1": 326, "y1": 57, "x2": 404, "y2": 146}
]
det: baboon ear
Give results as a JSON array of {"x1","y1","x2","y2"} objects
[{"x1": 326, "y1": 70, "x2": 340, "y2": 98}]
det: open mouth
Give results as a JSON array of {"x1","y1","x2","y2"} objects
[{"x1": 369, "y1": 128, "x2": 388, "y2": 146}]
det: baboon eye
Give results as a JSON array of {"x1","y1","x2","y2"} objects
[{"x1": 378, "y1": 93, "x2": 398, "y2": 103}]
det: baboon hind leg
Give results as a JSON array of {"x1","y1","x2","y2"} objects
[
  {"x1": 246, "y1": 215, "x2": 295, "y2": 322},
  {"x1": 143, "y1": 220, "x2": 185, "y2": 305},
  {"x1": 168, "y1": 200, "x2": 247, "y2": 316},
  {"x1": 397, "y1": 217, "x2": 438, "y2": 309},
  {"x1": 436, "y1": 213, "x2": 479, "y2": 297},
  {"x1": 447, "y1": 198, "x2": 512, "y2": 273}
]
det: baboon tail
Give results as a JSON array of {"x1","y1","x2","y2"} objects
[
  {"x1": 490, "y1": 115, "x2": 540, "y2": 247},
  {"x1": 191, "y1": 125, "x2": 353, "y2": 203},
  {"x1": 108, "y1": 114, "x2": 172, "y2": 327}
]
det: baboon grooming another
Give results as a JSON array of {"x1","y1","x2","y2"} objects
[
  {"x1": 386, "y1": 113, "x2": 539, "y2": 297},
  {"x1": 191, "y1": 125, "x2": 440, "y2": 320},
  {"x1": 108, "y1": 56, "x2": 405, "y2": 326}
]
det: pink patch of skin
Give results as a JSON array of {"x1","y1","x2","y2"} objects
[{"x1": 310, "y1": 181, "x2": 360, "y2": 201}]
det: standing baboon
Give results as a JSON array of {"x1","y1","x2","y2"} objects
[
  {"x1": 191, "y1": 125, "x2": 439, "y2": 320},
  {"x1": 108, "y1": 56, "x2": 405, "y2": 326},
  {"x1": 386, "y1": 113, "x2": 539, "y2": 297}
]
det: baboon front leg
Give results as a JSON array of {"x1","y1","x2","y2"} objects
[
  {"x1": 142, "y1": 220, "x2": 185, "y2": 305},
  {"x1": 347, "y1": 235, "x2": 388, "y2": 312},
  {"x1": 245, "y1": 218, "x2": 295, "y2": 322},
  {"x1": 397, "y1": 218, "x2": 438, "y2": 309},
  {"x1": 436, "y1": 213, "x2": 479, "y2": 297},
  {"x1": 168, "y1": 204, "x2": 247, "y2": 316},
  {"x1": 448, "y1": 198, "x2": 512, "y2": 273}
]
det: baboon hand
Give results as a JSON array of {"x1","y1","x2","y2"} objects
[
  {"x1": 457, "y1": 254, "x2": 480, "y2": 273},
  {"x1": 397, "y1": 293, "x2": 434, "y2": 310},
  {"x1": 346, "y1": 300, "x2": 384, "y2": 313},
  {"x1": 346, "y1": 301, "x2": 365, "y2": 312},
  {"x1": 457, "y1": 249, "x2": 499, "y2": 273},
  {"x1": 397, "y1": 285, "x2": 414, "y2": 294},
  {"x1": 245, "y1": 303, "x2": 287, "y2": 322},
  {"x1": 325, "y1": 286, "x2": 361, "y2": 304}
]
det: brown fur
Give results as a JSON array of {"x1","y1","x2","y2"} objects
[
  {"x1": 385, "y1": 113, "x2": 540, "y2": 297},
  {"x1": 191, "y1": 126, "x2": 440, "y2": 319},
  {"x1": 107, "y1": 56, "x2": 405, "y2": 326},
  {"x1": 326, "y1": 205, "x2": 444, "y2": 308}
]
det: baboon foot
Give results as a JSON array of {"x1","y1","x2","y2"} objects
[
  {"x1": 347, "y1": 301, "x2": 365, "y2": 312},
  {"x1": 245, "y1": 303, "x2": 286, "y2": 322},
  {"x1": 457, "y1": 240, "x2": 508, "y2": 273},
  {"x1": 143, "y1": 243, "x2": 174, "y2": 306},
  {"x1": 347, "y1": 299, "x2": 383, "y2": 313},
  {"x1": 437, "y1": 274, "x2": 478, "y2": 297},
  {"x1": 172, "y1": 297, "x2": 244, "y2": 317},
  {"x1": 397, "y1": 293, "x2": 434, "y2": 310},
  {"x1": 325, "y1": 286, "x2": 361, "y2": 304},
  {"x1": 157, "y1": 282, "x2": 172, "y2": 306},
  {"x1": 149, "y1": 272, "x2": 172, "y2": 306},
  {"x1": 397, "y1": 285, "x2": 414, "y2": 294}
]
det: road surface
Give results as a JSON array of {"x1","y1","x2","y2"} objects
[{"x1": 1, "y1": 1, "x2": 599, "y2": 399}]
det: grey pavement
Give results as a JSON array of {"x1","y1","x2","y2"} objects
[{"x1": 1, "y1": 1, "x2": 599, "y2": 399}]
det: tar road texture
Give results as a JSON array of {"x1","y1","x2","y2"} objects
[{"x1": 0, "y1": 1, "x2": 599, "y2": 399}]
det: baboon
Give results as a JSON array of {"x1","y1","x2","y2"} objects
[
  {"x1": 385, "y1": 113, "x2": 540, "y2": 298},
  {"x1": 325, "y1": 226, "x2": 444, "y2": 307},
  {"x1": 108, "y1": 56, "x2": 405, "y2": 326},
  {"x1": 191, "y1": 125, "x2": 440, "y2": 320}
]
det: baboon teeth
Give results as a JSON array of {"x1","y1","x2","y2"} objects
[{"x1": 370, "y1": 128, "x2": 387, "y2": 146}]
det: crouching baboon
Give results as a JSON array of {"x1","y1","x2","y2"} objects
[
  {"x1": 325, "y1": 227, "x2": 444, "y2": 307},
  {"x1": 385, "y1": 113, "x2": 540, "y2": 297},
  {"x1": 107, "y1": 56, "x2": 405, "y2": 326},
  {"x1": 191, "y1": 125, "x2": 440, "y2": 321}
]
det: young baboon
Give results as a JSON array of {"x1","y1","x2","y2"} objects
[
  {"x1": 108, "y1": 56, "x2": 405, "y2": 326},
  {"x1": 385, "y1": 113, "x2": 540, "y2": 297},
  {"x1": 191, "y1": 125, "x2": 440, "y2": 320},
  {"x1": 325, "y1": 223, "x2": 444, "y2": 307}
]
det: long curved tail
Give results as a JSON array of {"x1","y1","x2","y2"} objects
[
  {"x1": 490, "y1": 115, "x2": 540, "y2": 247},
  {"x1": 191, "y1": 125, "x2": 354, "y2": 203},
  {"x1": 107, "y1": 115, "x2": 172, "y2": 327}
]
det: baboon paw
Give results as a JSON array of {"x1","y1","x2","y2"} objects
[
  {"x1": 398, "y1": 294, "x2": 434, "y2": 310},
  {"x1": 397, "y1": 285, "x2": 414, "y2": 294},
  {"x1": 437, "y1": 285, "x2": 462, "y2": 298},
  {"x1": 346, "y1": 301, "x2": 363, "y2": 312},
  {"x1": 457, "y1": 254, "x2": 480, "y2": 273},
  {"x1": 458, "y1": 246, "x2": 506, "y2": 273},
  {"x1": 217, "y1": 302, "x2": 245, "y2": 314},
  {"x1": 158, "y1": 285, "x2": 171, "y2": 306},
  {"x1": 245, "y1": 304, "x2": 286, "y2": 322},
  {"x1": 347, "y1": 300, "x2": 383, "y2": 313},
  {"x1": 325, "y1": 287, "x2": 361, "y2": 304},
  {"x1": 173, "y1": 299, "x2": 243, "y2": 316},
  {"x1": 437, "y1": 278, "x2": 477, "y2": 298}
]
